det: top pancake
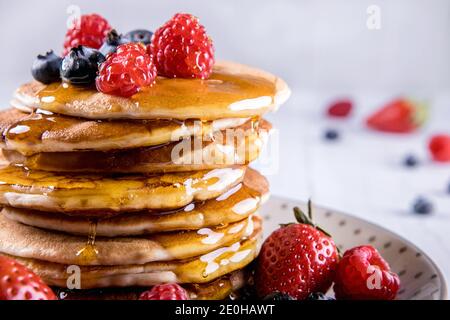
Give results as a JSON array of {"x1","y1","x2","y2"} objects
[{"x1": 12, "y1": 61, "x2": 290, "y2": 121}]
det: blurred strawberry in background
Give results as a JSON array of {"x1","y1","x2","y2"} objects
[
  {"x1": 327, "y1": 99, "x2": 353, "y2": 118},
  {"x1": 366, "y1": 98, "x2": 427, "y2": 133}
]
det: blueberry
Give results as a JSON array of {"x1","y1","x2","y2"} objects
[
  {"x1": 99, "y1": 29, "x2": 130, "y2": 56},
  {"x1": 324, "y1": 129, "x2": 340, "y2": 141},
  {"x1": 412, "y1": 197, "x2": 434, "y2": 215},
  {"x1": 124, "y1": 29, "x2": 153, "y2": 45},
  {"x1": 31, "y1": 51, "x2": 62, "y2": 84},
  {"x1": 403, "y1": 154, "x2": 419, "y2": 168},
  {"x1": 60, "y1": 46, "x2": 105, "y2": 86},
  {"x1": 238, "y1": 286, "x2": 257, "y2": 300},
  {"x1": 263, "y1": 292, "x2": 295, "y2": 301},
  {"x1": 307, "y1": 292, "x2": 335, "y2": 300}
]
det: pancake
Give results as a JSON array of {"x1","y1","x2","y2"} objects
[
  {"x1": 2, "y1": 119, "x2": 271, "y2": 173},
  {"x1": 0, "y1": 108, "x2": 249, "y2": 155},
  {"x1": 0, "y1": 152, "x2": 7, "y2": 166},
  {"x1": 2, "y1": 168, "x2": 268, "y2": 235},
  {"x1": 0, "y1": 210, "x2": 259, "y2": 266},
  {"x1": 12, "y1": 61, "x2": 291, "y2": 120},
  {"x1": 1, "y1": 225, "x2": 262, "y2": 289},
  {"x1": 54, "y1": 269, "x2": 250, "y2": 300},
  {"x1": 0, "y1": 165, "x2": 246, "y2": 213}
]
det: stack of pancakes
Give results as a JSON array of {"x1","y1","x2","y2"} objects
[{"x1": 0, "y1": 61, "x2": 290, "y2": 300}]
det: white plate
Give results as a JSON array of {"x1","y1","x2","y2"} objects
[{"x1": 260, "y1": 196, "x2": 448, "y2": 300}]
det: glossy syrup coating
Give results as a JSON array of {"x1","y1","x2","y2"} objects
[
  {"x1": 0, "y1": 55, "x2": 289, "y2": 301},
  {"x1": 0, "y1": 109, "x2": 249, "y2": 155},
  {"x1": 3, "y1": 224, "x2": 262, "y2": 289},
  {"x1": 13, "y1": 61, "x2": 289, "y2": 120},
  {"x1": 51, "y1": 268, "x2": 248, "y2": 300},
  {"x1": 0, "y1": 165, "x2": 247, "y2": 213},
  {"x1": 0, "y1": 211, "x2": 258, "y2": 266},
  {"x1": 2, "y1": 119, "x2": 271, "y2": 173},
  {"x1": 2, "y1": 168, "x2": 268, "y2": 234}
]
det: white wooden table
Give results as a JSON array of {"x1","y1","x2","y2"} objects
[{"x1": 254, "y1": 90, "x2": 450, "y2": 285}]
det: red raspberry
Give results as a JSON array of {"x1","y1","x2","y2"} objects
[
  {"x1": 139, "y1": 284, "x2": 188, "y2": 300},
  {"x1": 96, "y1": 43, "x2": 157, "y2": 98},
  {"x1": 150, "y1": 13, "x2": 215, "y2": 79},
  {"x1": 255, "y1": 206, "x2": 339, "y2": 300},
  {"x1": 63, "y1": 14, "x2": 112, "y2": 56},
  {"x1": 429, "y1": 134, "x2": 450, "y2": 162},
  {"x1": 333, "y1": 245, "x2": 400, "y2": 300},
  {"x1": 327, "y1": 99, "x2": 353, "y2": 118}
]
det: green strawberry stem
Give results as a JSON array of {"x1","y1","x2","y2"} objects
[
  {"x1": 293, "y1": 200, "x2": 332, "y2": 238},
  {"x1": 281, "y1": 200, "x2": 342, "y2": 258},
  {"x1": 410, "y1": 98, "x2": 429, "y2": 127}
]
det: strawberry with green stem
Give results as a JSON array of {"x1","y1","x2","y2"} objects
[
  {"x1": 255, "y1": 201, "x2": 339, "y2": 300},
  {"x1": 366, "y1": 98, "x2": 428, "y2": 133}
]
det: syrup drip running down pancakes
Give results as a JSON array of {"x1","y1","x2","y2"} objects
[
  {"x1": 3, "y1": 227, "x2": 261, "y2": 289},
  {"x1": 0, "y1": 212, "x2": 260, "y2": 266},
  {"x1": 0, "y1": 58, "x2": 290, "y2": 299}
]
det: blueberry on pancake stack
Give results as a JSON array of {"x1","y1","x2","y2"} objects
[{"x1": 0, "y1": 13, "x2": 290, "y2": 300}]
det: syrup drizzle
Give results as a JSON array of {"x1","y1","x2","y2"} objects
[
  {"x1": 33, "y1": 67, "x2": 279, "y2": 120},
  {"x1": 0, "y1": 165, "x2": 246, "y2": 213},
  {"x1": 76, "y1": 220, "x2": 99, "y2": 264},
  {"x1": 2, "y1": 108, "x2": 249, "y2": 156}
]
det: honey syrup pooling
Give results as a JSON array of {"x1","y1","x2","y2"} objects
[{"x1": 35, "y1": 67, "x2": 277, "y2": 119}]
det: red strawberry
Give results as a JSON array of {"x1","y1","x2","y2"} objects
[
  {"x1": 333, "y1": 245, "x2": 400, "y2": 300},
  {"x1": 366, "y1": 98, "x2": 426, "y2": 133},
  {"x1": 0, "y1": 255, "x2": 56, "y2": 300},
  {"x1": 150, "y1": 13, "x2": 215, "y2": 79},
  {"x1": 429, "y1": 134, "x2": 450, "y2": 162},
  {"x1": 63, "y1": 14, "x2": 112, "y2": 56},
  {"x1": 139, "y1": 283, "x2": 188, "y2": 300},
  {"x1": 255, "y1": 202, "x2": 339, "y2": 300},
  {"x1": 96, "y1": 43, "x2": 157, "y2": 97},
  {"x1": 327, "y1": 99, "x2": 353, "y2": 118}
]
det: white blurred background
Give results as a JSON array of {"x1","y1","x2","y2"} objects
[
  {"x1": 0, "y1": 1, "x2": 449, "y2": 283},
  {"x1": 0, "y1": 0, "x2": 449, "y2": 97}
]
